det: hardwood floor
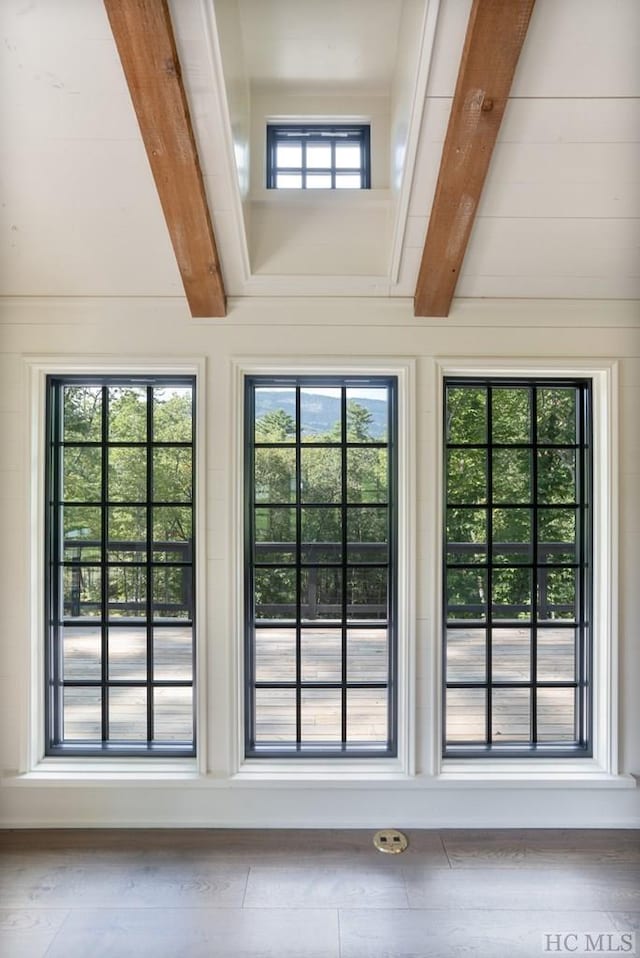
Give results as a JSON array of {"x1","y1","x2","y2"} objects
[{"x1": 1, "y1": 828, "x2": 638, "y2": 956}]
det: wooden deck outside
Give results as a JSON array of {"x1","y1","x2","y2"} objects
[{"x1": 61, "y1": 626, "x2": 577, "y2": 744}]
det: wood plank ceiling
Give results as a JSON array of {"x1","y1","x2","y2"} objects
[
  {"x1": 414, "y1": 0, "x2": 537, "y2": 317},
  {"x1": 104, "y1": 0, "x2": 226, "y2": 317}
]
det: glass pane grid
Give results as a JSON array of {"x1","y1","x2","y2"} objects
[
  {"x1": 267, "y1": 125, "x2": 370, "y2": 190},
  {"x1": 443, "y1": 379, "x2": 591, "y2": 756},
  {"x1": 247, "y1": 377, "x2": 396, "y2": 756},
  {"x1": 47, "y1": 378, "x2": 196, "y2": 756}
]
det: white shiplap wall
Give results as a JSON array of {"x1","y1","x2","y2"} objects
[{"x1": 0, "y1": 296, "x2": 638, "y2": 826}]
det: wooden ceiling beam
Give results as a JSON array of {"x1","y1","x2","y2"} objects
[
  {"x1": 104, "y1": 0, "x2": 226, "y2": 317},
  {"x1": 414, "y1": 0, "x2": 536, "y2": 317}
]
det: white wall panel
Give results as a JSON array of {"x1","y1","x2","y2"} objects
[{"x1": 0, "y1": 295, "x2": 638, "y2": 826}]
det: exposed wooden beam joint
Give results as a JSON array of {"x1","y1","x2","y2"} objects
[
  {"x1": 104, "y1": 0, "x2": 226, "y2": 317},
  {"x1": 414, "y1": 0, "x2": 536, "y2": 317}
]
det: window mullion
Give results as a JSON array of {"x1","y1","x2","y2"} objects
[{"x1": 100, "y1": 384, "x2": 109, "y2": 743}]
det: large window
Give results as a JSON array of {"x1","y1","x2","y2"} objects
[
  {"x1": 244, "y1": 376, "x2": 397, "y2": 757},
  {"x1": 45, "y1": 377, "x2": 195, "y2": 756},
  {"x1": 443, "y1": 379, "x2": 592, "y2": 757},
  {"x1": 266, "y1": 124, "x2": 371, "y2": 190}
]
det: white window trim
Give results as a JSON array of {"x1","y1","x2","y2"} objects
[
  {"x1": 230, "y1": 357, "x2": 416, "y2": 781},
  {"x1": 431, "y1": 358, "x2": 630, "y2": 785},
  {"x1": 18, "y1": 355, "x2": 206, "y2": 781}
]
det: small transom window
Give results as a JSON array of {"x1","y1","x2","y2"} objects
[{"x1": 266, "y1": 124, "x2": 371, "y2": 190}]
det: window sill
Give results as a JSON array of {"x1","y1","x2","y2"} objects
[
  {"x1": 437, "y1": 759, "x2": 637, "y2": 788},
  {"x1": 232, "y1": 757, "x2": 411, "y2": 783},
  {"x1": 249, "y1": 188, "x2": 391, "y2": 208},
  {"x1": 5, "y1": 757, "x2": 201, "y2": 785}
]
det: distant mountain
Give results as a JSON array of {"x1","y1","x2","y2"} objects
[{"x1": 255, "y1": 389, "x2": 388, "y2": 439}]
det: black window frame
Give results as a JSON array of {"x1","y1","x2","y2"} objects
[
  {"x1": 442, "y1": 377, "x2": 593, "y2": 759},
  {"x1": 266, "y1": 124, "x2": 371, "y2": 190},
  {"x1": 45, "y1": 375, "x2": 196, "y2": 757},
  {"x1": 244, "y1": 375, "x2": 398, "y2": 758}
]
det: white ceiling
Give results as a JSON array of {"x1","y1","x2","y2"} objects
[
  {"x1": 237, "y1": 0, "x2": 403, "y2": 92},
  {"x1": 0, "y1": 0, "x2": 639, "y2": 305}
]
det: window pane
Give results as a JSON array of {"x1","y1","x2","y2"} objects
[
  {"x1": 537, "y1": 688, "x2": 576, "y2": 742},
  {"x1": 306, "y1": 143, "x2": 331, "y2": 168},
  {"x1": 108, "y1": 627, "x2": 146, "y2": 679},
  {"x1": 492, "y1": 568, "x2": 531, "y2": 619},
  {"x1": 347, "y1": 448, "x2": 387, "y2": 503},
  {"x1": 255, "y1": 568, "x2": 296, "y2": 620},
  {"x1": 538, "y1": 508, "x2": 577, "y2": 563},
  {"x1": 447, "y1": 449, "x2": 486, "y2": 504},
  {"x1": 447, "y1": 568, "x2": 487, "y2": 620},
  {"x1": 108, "y1": 506, "x2": 146, "y2": 561},
  {"x1": 108, "y1": 567, "x2": 146, "y2": 619},
  {"x1": 153, "y1": 506, "x2": 192, "y2": 563},
  {"x1": 153, "y1": 448, "x2": 192, "y2": 502},
  {"x1": 153, "y1": 387, "x2": 192, "y2": 443},
  {"x1": 109, "y1": 687, "x2": 147, "y2": 741},
  {"x1": 108, "y1": 447, "x2": 146, "y2": 502},
  {"x1": 446, "y1": 628, "x2": 485, "y2": 682},
  {"x1": 63, "y1": 506, "x2": 101, "y2": 561},
  {"x1": 447, "y1": 507, "x2": 487, "y2": 564},
  {"x1": 63, "y1": 688, "x2": 101, "y2": 740},
  {"x1": 347, "y1": 688, "x2": 387, "y2": 743},
  {"x1": 301, "y1": 688, "x2": 342, "y2": 742},
  {"x1": 446, "y1": 386, "x2": 486, "y2": 443},
  {"x1": 154, "y1": 687, "x2": 193, "y2": 741},
  {"x1": 255, "y1": 448, "x2": 296, "y2": 503},
  {"x1": 62, "y1": 447, "x2": 102, "y2": 502},
  {"x1": 108, "y1": 387, "x2": 147, "y2": 442},
  {"x1": 276, "y1": 173, "x2": 302, "y2": 188},
  {"x1": 255, "y1": 627, "x2": 296, "y2": 683},
  {"x1": 537, "y1": 388, "x2": 576, "y2": 445},
  {"x1": 335, "y1": 173, "x2": 362, "y2": 188},
  {"x1": 63, "y1": 566, "x2": 101, "y2": 619},
  {"x1": 446, "y1": 688, "x2": 486, "y2": 743},
  {"x1": 492, "y1": 508, "x2": 532, "y2": 564},
  {"x1": 539, "y1": 568, "x2": 577, "y2": 621},
  {"x1": 493, "y1": 689, "x2": 530, "y2": 742},
  {"x1": 347, "y1": 567, "x2": 387, "y2": 620},
  {"x1": 335, "y1": 144, "x2": 361, "y2": 168},
  {"x1": 537, "y1": 628, "x2": 576, "y2": 682},
  {"x1": 302, "y1": 627, "x2": 343, "y2": 682},
  {"x1": 255, "y1": 688, "x2": 296, "y2": 743},
  {"x1": 492, "y1": 449, "x2": 531, "y2": 503},
  {"x1": 301, "y1": 568, "x2": 341, "y2": 621},
  {"x1": 347, "y1": 506, "x2": 387, "y2": 563},
  {"x1": 154, "y1": 626, "x2": 193, "y2": 680},
  {"x1": 347, "y1": 388, "x2": 388, "y2": 442},
  {"x1": 63, "y1": 386, "x2": 102, "y2": 442},
  {"x1": 301, "y1": 507, "x2": 341, "y2": 563},
  {"x1": 255, "y1": 388, "x2": 296, "y2": 442},
  {"x1": 306, "y1": 174, "x2": 332, "y2": 189},
  {"x1": 276, "y1": 143, "x2": 302, "y2": 167},
  {"x1": 348, "y1": 628, "x2": 387, "y2": 682},
  {"x1": 152, "y1": 567, "x2": 192, "y2": 619},
  {"x1": 492, "y1": 628, "x2": 530, "y2": 681},
  {"x1": 301, "y1": 447, "x2": 341, "y2": 502},
  {"x1": 63, "y1": 626, "x2": 101, "y2": 679},
  {"x1": 492, "y1": 388, "x2": 530, "y2": 443},
  {"x1": 537, "y1": 449, "x2": 576, "y2": 503},
  {"x1": 300, "y1": 387, "x2": 341, "y2": 441},
  {"x1": 256, "y1": 507, "x2": 296, "y2": 563}
]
